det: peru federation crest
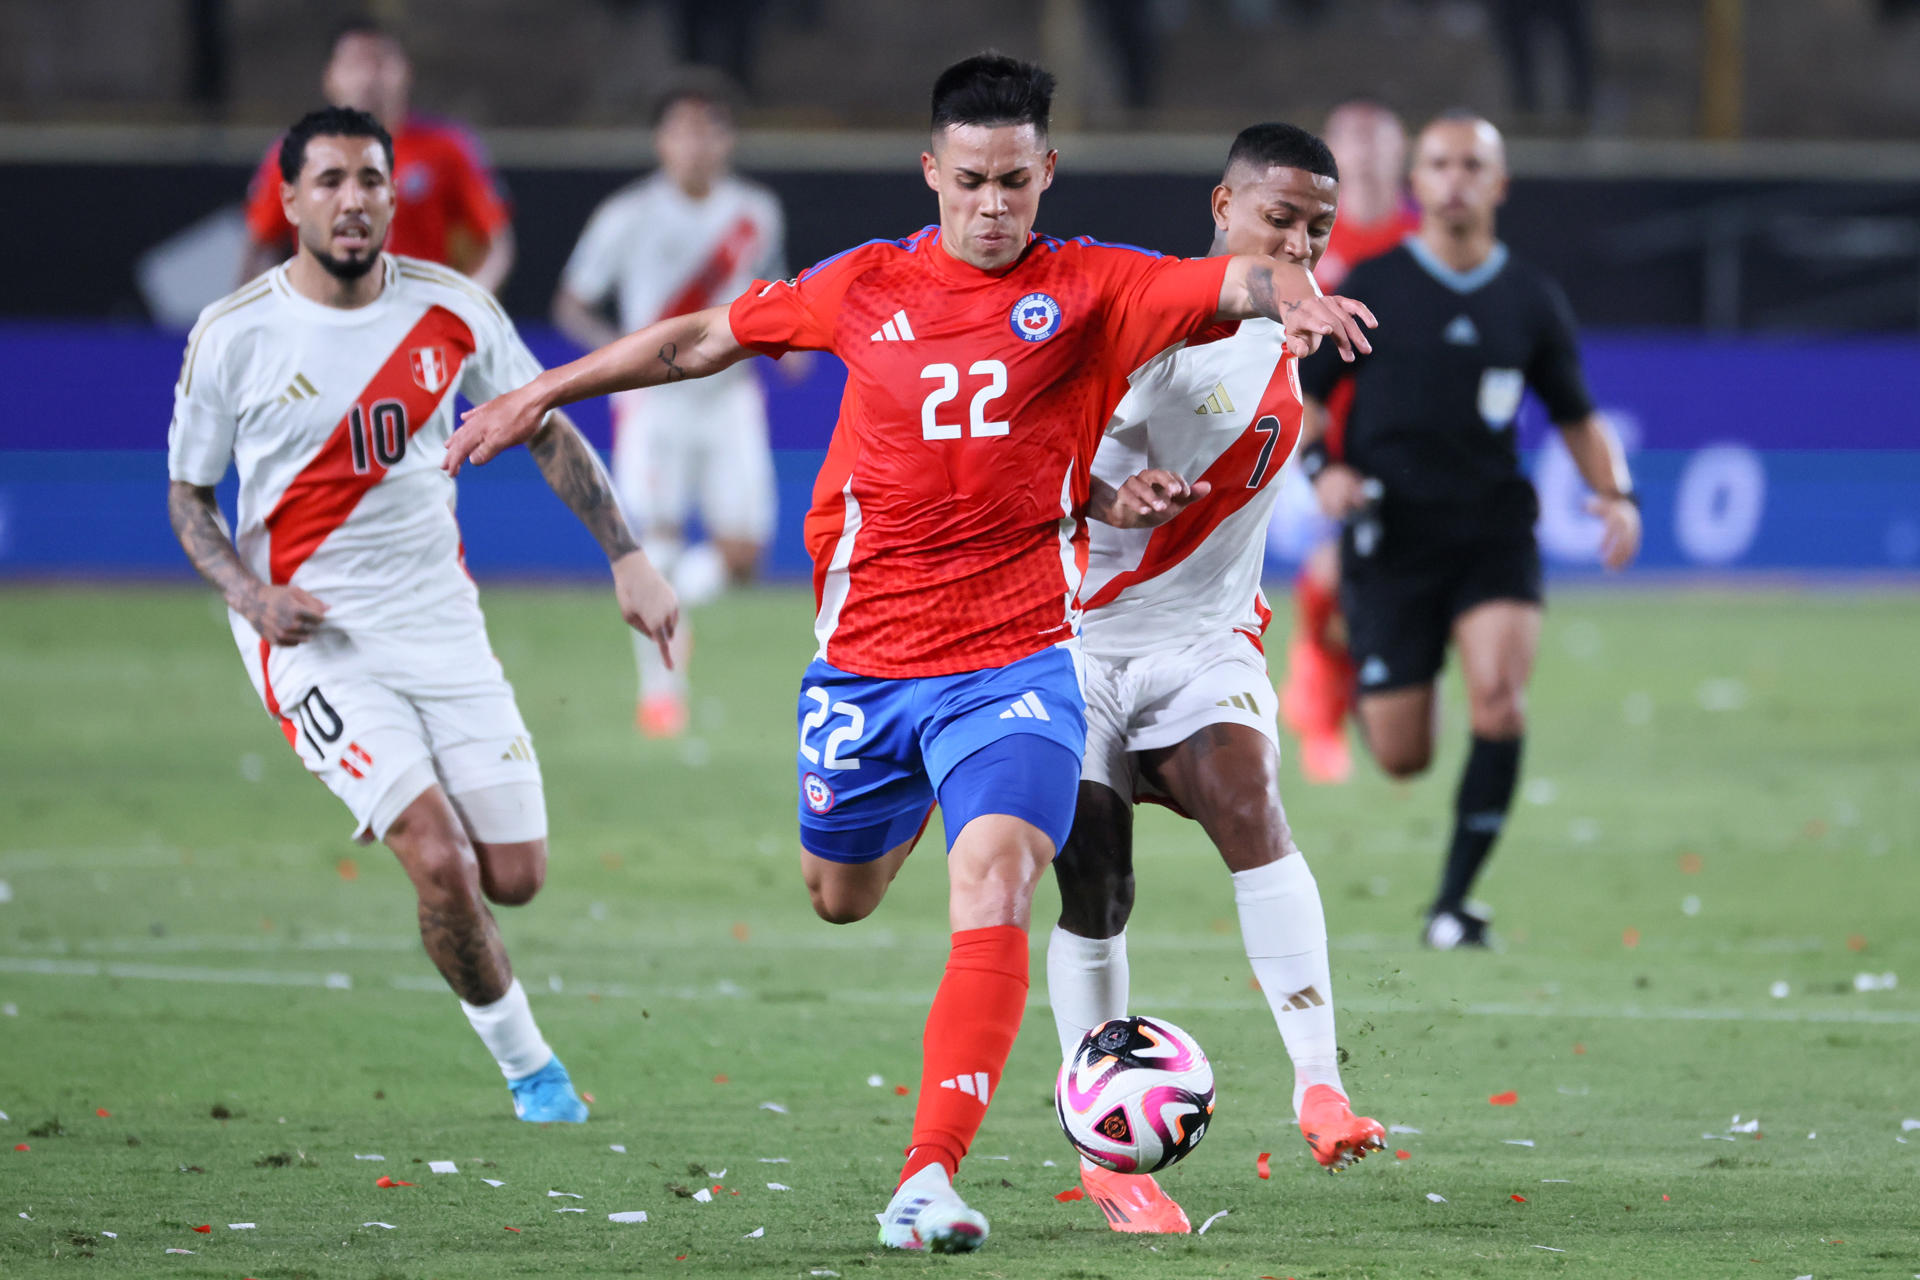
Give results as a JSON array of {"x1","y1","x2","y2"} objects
[
  {"x1": 1010, "y1": 292, "x2": 1063, "y2": 343},
  {"x1": 410, "y1": 346, "x2": 450, "y2": 394}
]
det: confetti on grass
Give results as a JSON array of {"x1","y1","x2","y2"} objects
[
  {"x1": 428, "y1": 1161, "x2": 457, "y2": 1174},
  {"x1": 374, "y1": 1177, "x2": 413, "y2": 1188},
  {"x1": 362, "y1": 1222, "x2": 396, "y2": 1229},
  {"x1": 1256, "y1": 1152, "x2": 1272, "y2": 1179},
  {"x1": 759, "y1": 1102, "x2": 789, "y2": 1114},
  {"x1": 1426, "y1": 1193, "x2": 1447, "y2": 1203},
  {"x1": 1196, "y1": 1209, "x2": 1229, "y2": 1235},
  {"x1": 1395, "y1": 1150, "x2": 1411, "y2": 1160},
  {"x1": 767, "y1": 1182, "x2": 791, "y2": 1191},
  {"x1": 354, "y1": 1154, "x2": 386, "y2": 1161},
  {"x1": 547, "y1": 1190, "x2": 583, "y2": 1199},
  {"x1": 1388, "y1": 1124, "x2": 1422, "y2": 1135},
  {"x1": 608, "y1": 1211, "x2": 648, "y2": 1223},
  {"x1": 692, "y1": 1188, "x2": 714, "y2": 1203},
  {"x1": 164, "y1": 1248, "x2": 196, "y2": 1254},
  {"x1": 483, "y1": 1179, "x2": 505, "y2": 1187},
  {"x1": 192, "y1": 1225, "x2": 211, "y2": 1233},
  {"x1": 1504, "y1": 1139, "x2": 1536, "y2": 1147},
  {"x1": 742, "y1": 1227, "x2": 764, "y2": 1238},
  {"x1": 228, "y1": 1223, "x2": 255, "y2": 1230},
  {"x1": 1053, "y1": 1186, "x2": 1084, "y2": 1202},
  {"x1": 1489, "y1": 1091, "x2": 1518, "y2": 1106}
]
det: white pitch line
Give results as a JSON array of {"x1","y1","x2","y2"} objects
[{"x1": 4, "y1": 956, "x2": 1918, "y2": 1026}]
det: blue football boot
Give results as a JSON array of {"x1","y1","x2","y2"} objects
[{"x1": 509, "y1": 1055, "x2": 589, "y2": 1123}]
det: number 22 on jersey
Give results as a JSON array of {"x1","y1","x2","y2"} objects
[{"x1": 920, "y1": 359, "x2": 1008, "y2": 440}]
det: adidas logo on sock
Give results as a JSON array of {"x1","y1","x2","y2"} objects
[
  {"x1": 997, "y1": 691, "x2": 1049, "y2": 721},
  {"x1": 870, "y1": 309, "x2": 917, "y2": 342},
  {"x1": 938, "y1": 1072, "x2": 992, "y2": 1103},
  {"x1": 1279, "y1": 985, "x2": 1326, "y2": 1011}
]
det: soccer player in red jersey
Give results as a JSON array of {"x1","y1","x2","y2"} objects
[
  {"x1": 239, "y1": 20, "x2": 514, "y2": 290},
  {"x1": 1278, "y1": 100, "x2": 1419, "y2": 784},
  {"x1": 446, "y1": 54, "x2": 1374, "y2": 1253}
]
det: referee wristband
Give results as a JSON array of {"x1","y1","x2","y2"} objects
[{"x1": 1299, "y1": 440, "x2": 1332, "y2": 480}]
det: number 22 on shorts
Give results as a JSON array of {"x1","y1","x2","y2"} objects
[{"x1": 799, "y1": 686, "x2": 863, "y2": 770}]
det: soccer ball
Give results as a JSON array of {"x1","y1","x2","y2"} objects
[{"x1": 1055, "y1": 1015, "x2": 1215, "y2": 1173}]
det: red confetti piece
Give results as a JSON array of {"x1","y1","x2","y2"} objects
[
  {"x1": 192, "y1": 1225, "x2": 212, "y2": 1233},
  {"x1": 581, "y1": 1092, "x2": 595, "y2": 1103},
  {"x1": 1847, "y1": 933, "x2": 1867, "y2": 952},
  {"x1": 1662, "y1": 1194, "x2": 1671, "y2": 1201},
  {"x1": 730, "y1": 922, "x2": 750, "y2": 941},
  {"x1": 674, "y1": 1254, "x2": 687, "y2": 1261},
  {"x1": 337, "y1": 857, "x2": 359, "y2": 881},
  {"x1": 1678, "y1": 852, "x2": 1703, "y2": 874},
  {"x1": 95, "y1": 1108, "x2": 111, "y2": 1118},
  {"x1": 1256, "y1": 1151, "x2": 1272, "y2": 1179},
  {"x1": 375, "y1": 1176, "x2": 414, "y2": 1188},
  {"x1": 1573, "y1": 1042, "x2": 1587, "y2": 1055},
  {"x1": 1489, "y1": 1090, "x2": 1519, "y2": 1106},
  {"x1": 13, "y1": 1144, "x2": 28, "y2": 1152},
  {"x1": 503, "y1": 1225, "x2": 521, "y2": 1233},
  {"x1": 1510, "y1": 1194, "x2": 1527, "y2": 1203},
  {"x1": 711, "y1": 1184, "x2": 723, "y2": 1193},
  {"x1": 1054, "y1": 1186, "x2": 1085, "y2": 1202},
  {"x1": 713, "y1": 1074, "x2": 729, "y2": 1084},
  {"x1": 1395, "y1": 1150, "x2": 1411, "y2": 1160},
  {"x1": 1622, "y1": 927, "x2": 1641, "y2": 949},
  {"x1": 894, "y1": 1085, "x2": 910, "y2": 1096}
]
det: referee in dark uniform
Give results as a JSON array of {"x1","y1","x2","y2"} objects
[{"x1": 1296, "y1": 111, "x2": 1641, "y2": 949}]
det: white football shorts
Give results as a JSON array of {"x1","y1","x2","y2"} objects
[
  {"x1": 610, "y1": 375, "x2": 776, "y2": 544},
  {"x1": 235, "y1": 622, "x2": 546, "y2": 845},
  {"x1": 1081, "y1": 630, "x2": 1281, "y2": 800}
]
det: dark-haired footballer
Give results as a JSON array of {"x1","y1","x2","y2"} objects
[
  {"x1": 168, "y1": 108, "x2": 677, "y2": 1123},
  {"x1": 1297, "y1": 113, "x2": 1640, "y2": 949},
  {"x1": 1048, "y1": 122, "x2": 1387, "y2": 1236},
  {"x1": 445, "y1": 55, "x2": 1376, "y2": 1252}
]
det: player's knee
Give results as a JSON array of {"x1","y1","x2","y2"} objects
[
  {"x1": 1469, "y1": 685, "x2": 1527, "y2": 739},
  {"x1": 410, "y1": 837, "x2": 483, "y2": 910},
  {"x1": 1054, "y1": 859, "x2": 1134, "y2": 938},
  {"x1": 479, "y1": 840, "x2": 546, "y2": 907},
  {"x1": 1373, "y1": 739, "x2": 1433, "y2": 780},
  {"x1": 807, "y1": 879, "x2": 880, "y2": 926}
]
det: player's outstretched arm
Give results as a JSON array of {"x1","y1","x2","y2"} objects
[
  {"x1": 444, "y1": 303, "x2": 751, "y2": 475},
  {"x1": 1556, "y1": 412, "x2": 1642, "y2": 571},
  {"x1": 166, "y1": 480, "x2": 328, "y2": 645},
  {"x1": 1218, "y1": 256, "x2": 1377, "y2": 362},
  {"x1": 1087, "y1": 469, "x2": 1212, "y2": 530},
  {"x1": 525, "y1": 412, "x2": 681, "y2": 665}
]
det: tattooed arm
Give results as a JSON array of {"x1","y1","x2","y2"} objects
[
  {"x1": 1216, "y1": 256, "x2": 1377, "y2": 361},
  {"x1": 167, "y1": 480, "x2": 329, "y2": 644},
  {"x1": 525, "y1": 411, "x2": 681, "y2": 663},
  {"x1": 445, "y1": 303, "x2": 749, "y2": 473}
]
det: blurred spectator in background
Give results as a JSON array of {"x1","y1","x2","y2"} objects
[
  {"x1": 1490, "y1": 0, "x2": 1594, "y2": 122},
  {"x1": 239, "y1": 20, "x2": 515, "y2": 291},
  {"x1": 1278, "y1": 99, "x2": 1416, "y2": 784},
  {"x1": 551, "y1": 74, "x2": 788, "y2": 737}
]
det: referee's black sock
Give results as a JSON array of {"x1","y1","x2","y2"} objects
[{"x1": 1434, "y1": 734, "x2": 1523, "y2": 916}]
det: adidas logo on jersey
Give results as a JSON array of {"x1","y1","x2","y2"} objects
[
  {"x1": 870, "y1": 309, "x2": 917, "y2": 342},
  {"x1": 1443, "y1": 314, "x2": 1480, "y2": 346},
  {"x1": 997, "y1": 691, "x2": 1050, "y2": 721},
  {"x1": 1194, "y1": 382, "x2": 1236, "y2": 415},
  {"x1": 1214, "y1": 692, "x2": 1261, "y2": 713},
  {"x1": 276, "y1": 372, "x2": 319, "y2": 406},
  {"x1": 938, "y1": 1072, "x2": 992, "y2": 1104}
]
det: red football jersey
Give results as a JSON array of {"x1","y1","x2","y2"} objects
[
  {"x1": 729, "y1": 226, "x2": 1231, "y2": 678},
  {"x1": 245, "y1": 115, "x2": 510, "y2": 269}
]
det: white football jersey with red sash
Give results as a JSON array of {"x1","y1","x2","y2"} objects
[
  {"x1": 1080, "y1": 318, "x2": 1303, "y2": 659},
  {"x1": 167, "y1": 255, "x2": 544, "y2": 643}
]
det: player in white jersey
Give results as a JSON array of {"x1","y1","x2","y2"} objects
[
  {"x1": 552, "y1": 75, "x2": 787, "y2": 736},
  {"x1": 166, "y1": 108, "x2": 678, "y2": 1123},
  {"x1": 1048, "y1": 124, "x2": 1385, "y2": 1233}
]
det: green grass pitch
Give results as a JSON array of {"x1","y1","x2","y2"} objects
[{"x1": 2, "y1": 583, "x2": 1917, "y2": 1278}]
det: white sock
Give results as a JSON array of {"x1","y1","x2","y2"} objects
[
  {"x1": 671, "y1": 541, "x2": 728, "y2": 609},
  {"x1": 460, "y1": 978, "x2": 554, "y2": 1081},
  {"x1": 1233, "y1": 854, "x2": 1343, "y2": 1115},
  {"x1": 1046, "y1": 925, "x2": 1130, "y2": 1062}
]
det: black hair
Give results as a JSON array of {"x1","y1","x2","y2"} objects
[
  {"x1": 930, "y1": 52, "x2": 1055, "y2": 136},
  {"x1": 651, "y1": 68, "x2": 741, "y2": 128},
  {"x1": 1223, "y1": 122, "x2": 1339, "y2": 184},
  {"x1": 279, "y1": 105, "x2": 394, "y2": 183}
]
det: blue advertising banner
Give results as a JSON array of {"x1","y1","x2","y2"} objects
[{"x1": 2, "y1": 325, "x2": 1915, "y2": 580}]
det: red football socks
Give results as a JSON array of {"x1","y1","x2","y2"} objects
[{"x1": 897, "y1": 924, "x2": 1030, "y2": 1187}]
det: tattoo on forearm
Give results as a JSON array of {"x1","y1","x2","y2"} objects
[
  {"x1": 168, "y1": 483, "x2": 265, "y2": 619},
  {"x1": 658, "y1": 341, "x2": 689, "y2": 382},
  {"x1": 1246, "y1": 264, "x2": 1304, "y2": 324},
  {"x1": 417, "y1": 900, "x2": 512, "y2": 1005},
  {"x1": 529, "y1": 420, "x2": 640, "y2": 560}
]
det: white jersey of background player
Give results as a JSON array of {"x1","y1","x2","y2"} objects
[
  {"x1": 166, "y1": 109, "x2": 676, "y2": 1124},
  {"x1": 1047, "y1": 123, "x2": 1384, "y2": 1235},
  {"x1": 553, "y1": 76, "x2": 787, "y2": 737}
]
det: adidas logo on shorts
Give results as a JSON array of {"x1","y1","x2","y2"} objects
[{"x1": 997, "y1": 691, "x2": 1049, "y2": 721}]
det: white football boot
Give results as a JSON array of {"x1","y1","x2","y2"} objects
[{"x1": 877, "y1": 1163, "x2": 990, "y2": 1253}]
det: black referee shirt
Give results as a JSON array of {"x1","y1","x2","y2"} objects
[{"x1": 1300, "y1": 238, "x2": 1594, "y2": 538}]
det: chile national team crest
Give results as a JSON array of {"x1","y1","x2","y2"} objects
[
  {"x1": 802, "y1": 772, "x2": 836, "y2": 814},
  {"x1": 1010, "y1": 292, "x2": 1063, "y2": 342},
  {"x1": 410, "y1": 346, "x2": 450, "y2": 394}
]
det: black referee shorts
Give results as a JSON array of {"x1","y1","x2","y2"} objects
[{"x1": 1339, "y1": 529, "x2": 1543, "y2": 695}]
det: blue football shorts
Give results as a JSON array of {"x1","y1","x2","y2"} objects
[{"x1": 793, "y1": 642, "x2": 1088, "y2": 863}]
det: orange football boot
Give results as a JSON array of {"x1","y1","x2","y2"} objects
[
  {"x1": 1298, "y1": 1084, "x2": 1386, "y2": 1171},
  {"x1": 636, "y1": 692, "x2": 689, "y2": 738},
  {"x1": 1079, "y1": 1162, "x2": 1191, "y2": 1234}
]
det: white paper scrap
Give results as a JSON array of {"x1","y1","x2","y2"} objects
[
  {"x1": 1503, "y1": 1139, "x2": 1536, "y2": 1147},
  {"x1": 759, "y1": 1101, "x2": 789, "y2": 1114},
  {"x1": 362, "y1": 1222, "x2": 397, "y2": 1229},
  {"x1": 1808, "y1": 1132, "x2": 1817, "y2": 1140},
  {"x1": 1389, "y1": 1124, "x2": 1422, "y2": 1135},
  {"x1": 867, "y1": 1074, "x2": 884, "y2": 1087},
  {"x1": 810, "y1": 1272, "x2": 840, "y2": 1278},
  {"x1": 743, "y1": 1227, "x2": 765, "y2": 1238},
  {"x1": 1902, "y1": 1118, "x2": 1920, "y2": 1131},
  {"x1": 227, "y1": 1223, "x2": 255, "y2": 1230},
  {"x1": 1426, "y1": 1193, "x2": 1448, "y2": 1203},
  {"x1": 1042, "y1": 1159, "x2": 1056, "y2": 1167},
  {"x1": 980, "y1": 1154, "x2": 1010, "y2": 1161},
  {"x1": 1195, "y1": 1209, "x2": 1229, "y2": 1235},
  {"x1": 2, "y1": 1005, "x2": 16, "y2": 1017},
  {"x1": 483, "y1": 1179, "x2": 505, "y2": 1187},
  {"x1": 705, "y1": 1168, "x2": 727, "y2": 1178},
  {"x1": 428, "y1": 1161, "x2": 457, "y2": 1174},
  {"x1": 758, "y1": 1157, "x2": 789, "y2": 1163},
  {"x1": 0, "y1": 1110, "x2": 8, "y2": 1120},
  {"x1": 1702, "y1": 1133, "x2": 1736, "y2": 1141},
  {"x1": 1729, "y1": 1115, "x2": 1760, "y2": 1133},
  {"x1": 609, "y1": 1144, "x2": 627, "y2": 1154},
  {"x1": 547, "y1": 1190, "x2": 583, "y2": 1199},
  {"x1": 1532, "y1": 1245, "x2": 1567, "y2": 1253},
  {"x1": 17, "y1": 1213, "x2": 29, "y2": 1221},
  {"x1": 165, "y1": 1248, "x2": 196, "y2": 1254},
  {"x1": 608, "y1": 1211, "x2": 649, "y2": 1224},
  {"x1": 354, "y1": 1154, "x2": 386, "y2": 1161},
  {"x1": 1541, "y1": 1179, "x2": 1571, "y2": 1184},
  {"x1": 555, "y1": 1207, "x2": 585, "y2": 1214},
  {"x1": 767, "y1": 1182, "x2": 791, "y2": 1191},
  {"x1": 692, "y1": 1188, "x2": 713, "y2": 1203},
  {"x1": 1769, "y1": 981, "x2": 1790, "y2": 999},
  {"x1": 0, "y1": 880, "x2": 11, "y2": 903},
  {"x1": 102, "y1": 1232, "x2": 116, "y2": 1238}
]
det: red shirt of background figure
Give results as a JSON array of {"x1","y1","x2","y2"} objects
[
  {"x1": 244, "y1": 116, "x2": 510, "y2": 267},
  {"x1": 729, "y1": 226, "x2": 1230, "y2": 679}
]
